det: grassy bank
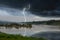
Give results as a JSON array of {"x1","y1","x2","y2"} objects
[{"x1": 0, "y1": 32, "x2": 46, "y2": 40}]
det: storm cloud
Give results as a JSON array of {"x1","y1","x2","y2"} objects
[
  {"x1": 0, "y1": 7, "x2": 59, "y2": 22},
  {"x1": 0, "y1": 0, "x2": 60, "y2": 17}
]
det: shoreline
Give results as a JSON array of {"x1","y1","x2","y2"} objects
[{"x1": 0, "y1": 32, "x2": 46, "y2": 40}]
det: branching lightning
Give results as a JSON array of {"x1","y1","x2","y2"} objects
[{"x1": 22, "y1": 4, "x2": 30, "y2": 36}]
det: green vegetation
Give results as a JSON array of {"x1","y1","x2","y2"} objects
[
  {"x1": 0, "y1": 23, "x2": 32, "y2": 29},
  {"x1": 0, "y1": 20, "x2": 60, "y2": 28},
  {"x1": 44, "y1": 20, "x2": 60, "y2": 25},
  {"x1": 0, "y1": 32, "x2": 46, "y2": 40},
  {"x1": 25, "y1": 20, "x2": 60, "y2": 25}
]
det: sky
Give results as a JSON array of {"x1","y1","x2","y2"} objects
[
  {"x1": 0, "y1": 6, "x2": 59, "y2": 22},
  {"x1": 0, "y1": 0, "x2": 60, "y2": 22},
  {"x1": 0, "y1": 0, "x2": 60, "y2": 16}
]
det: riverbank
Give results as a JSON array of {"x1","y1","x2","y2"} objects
[{"x1": 0, "y1": 32, "x2": 46, "y2": 40}]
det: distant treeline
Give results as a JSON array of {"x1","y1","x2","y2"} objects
[
  {"x1": 44, "y1": 20, "x2": 60, "y2": 25},
  {"x1": 0, "y1": 20, "x2": 60, "y2": 29},
  {"x1": 25, "y1": 20, "x2": 60, "y2": 25},
  {"x1": 0, "y1": 23, "x2": 32, "y2": 29}
]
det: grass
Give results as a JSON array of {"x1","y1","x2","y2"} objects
[{"x1": 0, "y1": 32, "x2": 47, "y2": 40}]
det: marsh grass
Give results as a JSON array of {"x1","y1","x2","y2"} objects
[{"x1": 0, "y1": 32, "x2": 46, "y2": 40}]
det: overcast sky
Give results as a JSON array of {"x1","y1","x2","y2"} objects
[
  {"x1": 0, "y1": 0, "x2": 60, "y2": 16},
  {"x1": 0, "y1": 6, "x2": 59, "y2": 22},
  {"x1": 0, "y1": 0, "x2": 60, "y2": 22}
]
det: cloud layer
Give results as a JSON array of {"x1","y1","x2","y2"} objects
[{"x1": 0, "y1": 6, "x2": 60, "y2": 22}]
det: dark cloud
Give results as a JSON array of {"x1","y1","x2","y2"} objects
[
  {"x1": 0, "y1": 0, "x2": 59, "y2": 11},
  {"x1": 0, "y1": 0, "x2": 60, "y2": 17},
  {"x1": 0, "y1": 0, "x2": 28, "y2": 8}
]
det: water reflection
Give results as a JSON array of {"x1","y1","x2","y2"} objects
[
  {"x1": 0, "y1": 23, "x2": 32, "y2": 29},
  {"x1": 0, "y1": 25, "x2": 60, "y2": 36}
]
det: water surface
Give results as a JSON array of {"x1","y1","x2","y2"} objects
[{"x1": 0, "y1": 25, "x2": 60, "y2": 36}]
